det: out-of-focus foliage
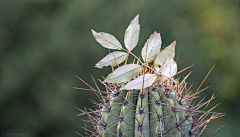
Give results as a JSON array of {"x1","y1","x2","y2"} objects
[{"x1": 0, "y1": 0, "x2": 239, "y2": 136}]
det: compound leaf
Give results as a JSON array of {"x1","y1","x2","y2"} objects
[
  {"x1": 104, "y1": 64, "x2": 142, "y2": 84},
  {"x1": 91, "y1": 29, "x2": 122, "y2": 50},
  {"x1": 141, "y1": 31, "x2": 161, "y2": 63},
  {"x1": 161, "y1": 58, "x2": 177, "y2": 78},
  {"x1": 124, "y1": 14, "x2": 140, "y2": 51},
  {"x1": 95, "y1": 51, "x2": 128, "y2": 68},
  {"x1": 121, "y1": 74, "x2": 157, "y2": 90},
  {"x1": 154, "y1": 41, "x2": 176, "y2": 66}
]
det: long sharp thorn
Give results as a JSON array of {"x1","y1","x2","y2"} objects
[
  {"x1": 207, "y1": 124, "x2": 226, "y2": 137},
  {"x1": 189, "y1": 65, "x2": 215, "y2": 105}
]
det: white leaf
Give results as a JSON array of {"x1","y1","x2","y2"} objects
[
  {"x1": 121, "y1": 74, "x2": 157, "y2": 90},
  {"x1": 124, "y1": 14, "x2": 140, "y2": 51},
  {"x1": 91, "y1": 29, "x2": 122, "y2": 50},
  {"x1": 154, "y1": 41, "x2": 176, "y2": 66},
  {"x1": 141, "y1": 32, "x2": 162, "y2": 63},
  {"x1": 95, "y1": 51, "x2": 128, "y2": 68},
  {"x1": 161, "y1": 58, "x2": 177, "y2": 78},
  {"x1": 104, "y1": 64, "x2": 142, "y2": 84}
]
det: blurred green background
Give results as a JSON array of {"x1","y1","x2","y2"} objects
[{"x1": 0, "y1": 0, "x2": 239, "y2": 137}]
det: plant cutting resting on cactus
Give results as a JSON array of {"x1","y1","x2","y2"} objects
[{"x1": 75, "y1": 14, "x2": 225, "y2": 137}]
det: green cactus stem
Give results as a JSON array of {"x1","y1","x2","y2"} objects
[{"x1": 75, "y1": 14, "x2": 225, "y2": 137}]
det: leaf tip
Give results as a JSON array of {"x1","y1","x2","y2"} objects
[
  {"x1": 91, "y1": 29, "x2": 97, "y2": 35},
  {"x1": 172, "y1": 40, "x2": 177, "y2": 45},
  {"x1": 132, "y1": 14, "x2": 140, "y2": 24},
  {"x1": 135, "y1": 14, "x2": 139, "y2": 20},
  {"x1": 94, "y1": 63, "x2": 102, "y2": 69}
]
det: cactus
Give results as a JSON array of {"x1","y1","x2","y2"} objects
[{"x1": 75, "y1": 14, "x2": 224, "y2": 137}]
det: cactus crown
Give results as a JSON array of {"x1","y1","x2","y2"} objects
[{"x1": 76, "y1": 14, "x2": 224, "y2": 137}]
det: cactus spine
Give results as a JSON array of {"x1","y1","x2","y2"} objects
[{"x1": 76, "y1": 14, "x2": 224, "y2": 137}]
